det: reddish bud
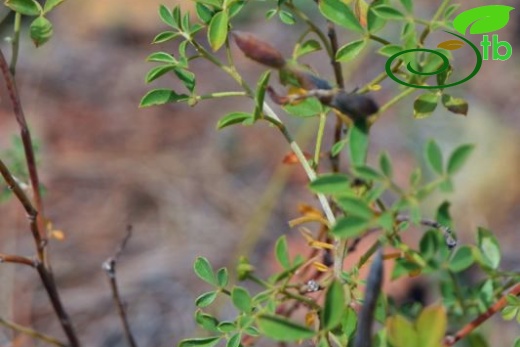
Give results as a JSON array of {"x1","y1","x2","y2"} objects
[{"x1": 232, "y1": 31, "x2": 286, "y2": 69}]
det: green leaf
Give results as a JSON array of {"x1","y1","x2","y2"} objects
[
  {"x1": 336, "y1": 196, "x2": 373, "y2": 219},
  {"x1": 446, "y1": 144, "x2": 474, "y2": 175},
  {"x1": 386, "y1": 315, "x2": 418, "y2": 347},
  {"x1": 377, "y1": 44, "x2": 403, "y2": 57},
  {"x1": 145, "y1": 65, "x2": 176, "y2": 83},
  {"x1": 193, "y1": 257, "x2": 216, "y2": 285},
  {"x1": 174, "y1": 68, "x2": 196, "y2": 92},
  {"x1": 348, "y1": 121, "x2": 369, "y2": 166},
  {"x1": 140, "y1": 89, "x2": 189, "y2": 107},
  {"x1": 30, "y1": 16, "x2": 53, "y2": 47},
  {"x1": 425, "y1": 140, "x2": 443, "y2": 175},
  {"x1": 159, "y1": 4, "x2": 177, "y2": 27},
  {"x1": 453, "y1": 5, "x2": 514, "y2": 35},
  {"x1": 416, "y1": 305, "x2": 447, "y2": 347},
  {"x1": 253, "y1": 70, "x2": 271, "y2": 120},
  {"x1": 283, "y1": 97, "x2": 323, "y2": 117},
  {"x1": 257, "y1": 314, "x2": 316, "y2": 341},
  {"x1": 413, "y1": 93, "x2": 439, "y2": 119},
  {"x1": 5, "y1": 0, "x2": 41, "y2": 15},
  {"x1": 442, "y1": 94, "x2": 469, "y2": 116},
  {"x1": 217, "y1": 321, "x2": 236, "y2": 333},
  {"x1": 179, "y1": 337, "x2": 221, "y2": 347},
  {"x1": 371, "y1": 5, "x2": 405, "y2": 20},
  {"x1": 477, "y1": 227, "x2": 501, "y2": 269},
  {"x1": 342, "y1": 306, "x2": 358, "y2": 337},
  {"x1": 295, "y1": 39, "x2": 321, "y2": 58},
  {"x1": 275, "y1": 235, "x2": 290, "y2": 269},
  {"x1": 147, "y1": 52, "x2": 177, "y2": 64},
  {"x1": 152, "y1": 31, "x2": 179, "y2": 44},
  {"x1": 195, "y1": 310, "x2": 219, "y2": 332},
  {"x1": 216, "y1": 268, "x2": 228, "y2": 287},
  {"x1": 196, "y1": 291, "x2": 218, "y2": 307},
  {"x1": 228, "y1": 0, "x2": 245, "y2": 18},
  {"x1": 420, "y1": 230, "x2": 440, "y2": 261},
  {"x1": 336, "y1": 39, "x2": 367, "y2": 62},
  {"x1": 502, "y1": 306, "x2": 518, "y2": 321},
  {"x1": 43, "y1": 0, "x2": 65, "y2": 13},
  {"x1": 367, "y1": 1, "x2": 387, "y2": 33},
  {"x1": 207, "y1": 11, "x2": 228, "y2": 51},
  {"x1": 354, "y1": 166, "x2": 383, "y2": 181},
  {"x1": 330, "y1": 215, "x2": 370, "y2": 239},
  {"x1": 216, "y1": 112, "x2": 253, "y2": 129},
  {"x1": 321, "y1": 280, "x2": 345, "y2": 330},
  {"x1": 436, "y1": 201, "x2": 453, "y2": 229},
  {"x1": 232, "y1": 286, "x2": 252, "y2": 313},
  {"x1": 399, "y1": 0, "x2": 413, "y2": 12},
  {"x1": 309, "y1": 174, "x2": 351, "y2": 195},
  {"x1": 279, "y1": 10, "x2": 295, "y2": 24},
  {"x1": 379, "y1": 152, "x2": 393, "y2": 178},
  {"x1": 196, "y1": 3, "x2": 215, "y2": 24},
  {"x1": 319, "y1": 0, "x2": 363, "y2": 33},
  {"x1": 331, "y1": 139, "x2": 348, "y2": 157},
  {"x1": 444, "y1": 4, "x2": 460, "y2": 20},
  {"x1": 226, "y1": 333, "x2": 241, "y2": 347},
  {"x1": 448, "y1": 246, "x2": 474, "y2": 272}
]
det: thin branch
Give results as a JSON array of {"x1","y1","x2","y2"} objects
[
  {"x1": 102, "y1": 227, "x2": 138, "y2": 347},
  {"x1": 9, "y1": 12, "x2": 21, "y2": 75},
  {"x1": 0, "y1": 159, "x2": 44, "y2": 260},
  {"x1": 443, "y1": 283, "x2": 520, "y2": 346},
  {"x1": 0, "y1": 317, "x2": 67, "y2": 347},
  {"x1": 35, "y1": 262, "x2": 81, "y2": 347},
  {"x1": 0, "y1": 47, "x2": 45, "y2": 242},
  {"x1": 0, "y1": 253, "x2": 35, "y2": 267}
]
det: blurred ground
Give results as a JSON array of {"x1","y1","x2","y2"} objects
[{"x1": 0, "y1": 0, "x2": 519, "y2": 346}]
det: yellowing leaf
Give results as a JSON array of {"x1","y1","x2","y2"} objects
[
  {"x1": 416, "y1": 305, "x2": 447, "y2": 347},
  {"x1": 437, "y1": 40, "x2": 465, "y2": 50},
  {"x1": 386, "y1": 315, "x2": 418, "y2": 347},
  {"x1": 312, "y1": 261, "x2": 330, "y2": 272},
  {"x1": 51, "y1": 230, "x2": 65, "y2": 241}
]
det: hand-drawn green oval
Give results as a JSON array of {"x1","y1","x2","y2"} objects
[
  {"x1": 453, "y1": 5, "x2": 515, "y2": 35},
  {"x1": 385, "y1": 31, "x2": 482, "y2": 90}
]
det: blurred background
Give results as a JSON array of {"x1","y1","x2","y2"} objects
[{"x1": 0, "y1": 0, "x2": 518, "y2": 346}]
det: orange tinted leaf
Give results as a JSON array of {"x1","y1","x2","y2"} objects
[
  {"x1": 312, "y1": 261, "x2": 330, "y2": 272},
  {"x1": 51, "y1": 230, "x2": 65, "y2": 240},
  {"x1": 437, "y1": 40, "x2": 465, "y2": 50},
  {"x1": 417, "y1": 305, "x2": 447, "y2": 347}
]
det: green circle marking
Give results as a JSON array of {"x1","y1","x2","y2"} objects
[{"x1": 385, "y1": 31, "x2": 483, "y2": 89}]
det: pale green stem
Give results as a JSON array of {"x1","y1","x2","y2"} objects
[
  {"x1": 197, "y1": 91, "x2": 247, "y2": 100},
  {"x1": 9, "y1": 12, "x2": 21, "y2": 75},
  {"x1": 314, "y1": 113, "x2": 327, "y2": 168}
]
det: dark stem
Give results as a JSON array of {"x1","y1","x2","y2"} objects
[
  {"x1": 102, "y1": 227, "x2": 139, "y2": 347},
  {"x1": 36, "y1": 262, "x2": 81, "y2": 347},
  {"x1": 0, "y1": 48, "x2": 45, "y2": 243}
]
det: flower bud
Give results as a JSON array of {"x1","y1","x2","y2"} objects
[{"x1": 232, "y1": 31, "x2": 286, "y2": 69}]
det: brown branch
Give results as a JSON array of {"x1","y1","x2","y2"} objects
[
  {"x1": 102, "y1": 226, "x2": 138, "y2": 347},
  {"x1": 0, "y1": 159, "x2": 44, "y2": 260},
  {"x1": 443, "y1": 283, "x2": 520, "y2": 346},
  {"x1": 0, "y1": 253, "x2": 35, "y2": 267},
  {"x1": 35, "y1": 262, "x2": 81, "y2": 347},
  {"x1": 0, "y1": 48, "x2": 45, "y2": 240},
  {"x1": 0, "y1": 317, "x2": 67, "y2": 347}
]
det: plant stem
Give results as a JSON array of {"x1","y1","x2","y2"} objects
[
  {"x1": 0, "y1": 253, "x2": 35, "y2": 267},
  {"x1": 369, "y1": 87, "x2": 416, "y2": 124},
  {"x1": 419, "y1": 0, "x2": 452, "y2": 44},
  {"x1": 313, "y1": 113, "x2": 327, "y2": 168},
  {"x1": 197, "y1": 91, "x2": 247, "y2": 100},
  {"x1": 9, "y1": 12, "x2": 21, "y2": 75},
  {"x1": 0, "y1": 317, "x2": 67, "y2": 347},
  {"x1": 0, "y1": 48, "x2": 46, "y2": 245},
  {"x1": 443, "y1": 283, "x2": 520, "y2": 346}
]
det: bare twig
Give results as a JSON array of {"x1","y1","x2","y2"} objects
[
  {"x1": 0, "y1": 317, "x2": 67, "y2": 347},
  {"x1": 443, "y1": 283, "x2": 520, "y2": 346},
  {"x1": 0, "y1": 253, "x2": 35, "y2": 267},
  {"x1": 396, "y1": 215, "x2": 457, "y2": 248},
  {"x1": 0, "y1": 159, "x2": 81, "y2": 347},
  {"x1": 102, "y1": 227, "x2": 138, "y2": 347},
  {"x1": 0, "y1": 48, "x2": 45, "y2": 241}
]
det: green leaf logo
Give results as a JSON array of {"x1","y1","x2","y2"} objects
[{"x1": 453, "y1": 5, "x2": 514, "y2": 35}]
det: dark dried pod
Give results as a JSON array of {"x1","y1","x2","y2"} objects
[
  {"x1": 329, "y1": 91, "x2": 379, "y2": 121},
  {"x1": 232, "y1": 31, "x2": 286, "y2": 69}
]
